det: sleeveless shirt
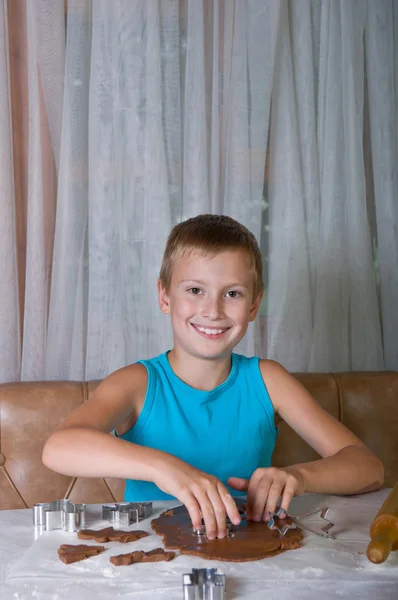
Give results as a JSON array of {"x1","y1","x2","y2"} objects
[{"x1": 120, "y1": 352, "x2": 277, "y2": 501}]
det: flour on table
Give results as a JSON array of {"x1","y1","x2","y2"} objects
[{"x1": 300, "y1": 567, "x2": 324, "y2": 577}]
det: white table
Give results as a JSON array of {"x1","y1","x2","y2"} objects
[{"x1": 1, "y1": 490, "x2": 397, "y2": 600}]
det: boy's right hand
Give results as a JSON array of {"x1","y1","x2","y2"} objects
[{"x1": 153, "y1": 455, "x2": 241, "y2": 540}]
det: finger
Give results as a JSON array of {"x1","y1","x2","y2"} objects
[
  {"x1": 278, "y1": 480, "x2": 297, "y2": 516},
  {"x1": 207, "y1": 490, "x2": 228, "y2": 538},
  {"x1": 219, "y1": 487, "x2": 241, "y2": 526},
  {"x1": 247, "y1": 474, "x2": 271, "y2": 522},
  {"x1": 180, "y1": 493, "x2": 204, "y2": 531},
  {"x1": 245, "y1": 471, "x2": 261, "y2": 518},
  {"x1": 227, "y1": 477, "x2": 249, "y2": 492},
  {"x1": 264, "y1": 480, "x2": 283, "y2": 519},
  {"x1": 197, "y1": 495, "x2": 218, "y2": 540}
]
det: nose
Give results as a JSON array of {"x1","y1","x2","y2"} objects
[{"x1": 201, "y1": 295, "x2": 224, "y2": 321}]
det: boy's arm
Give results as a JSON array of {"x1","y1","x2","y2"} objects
[
  {"x1": 228, "y1": 359, "x2": 384, "y2": 520},
  {"x1": 261, "y1": 360, "x2": 383, "y2": 491},
  {"x1": 42, "y1": 363, "x2": 241, "y2": 538},
  {"x1": 42, "y1": 363, "x2": 150, "y2": 479}
]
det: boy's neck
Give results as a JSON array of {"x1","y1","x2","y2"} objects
[{"x1": 167, "y1": 348, "x2": 233, "y2": 391}]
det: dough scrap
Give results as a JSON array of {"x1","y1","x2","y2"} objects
[
  {"x1": 110, "y1": 547, "x2": 176, "y2": 566},
  {"x1": 58, "y1": 544, "x2": 106, "y2": 564},
  {"x1": 77, "y1": 527, "x2": 149, "y2": 543}
]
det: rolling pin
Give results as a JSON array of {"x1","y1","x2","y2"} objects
[{"x1": 366, "y1": 483, "x2": 398, "y2": 564}]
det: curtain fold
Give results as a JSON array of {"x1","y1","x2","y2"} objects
[
  {"x1": 0, "y1": 0, "x2": 20, "y2": 382},
  {"x1": 20, "y1": 0, "x2": 56, "y2": 379},
  {"x1": 1, "y1": 0, "x2": 397, "y2": 382},
  {"x1": 365, "y1": 0, "x2": 398, "y2": 370},
  {"x1": 309, "y1": 0, "x2": 383, "y2": 371},
  {"x1": 46, "y1": 0, "x2": 91, "y2": 380},
  {"x1": 267, "y1": 0, "x2": 314, "y2": 371}
]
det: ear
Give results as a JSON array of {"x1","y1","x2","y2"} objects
[
  {"x1": 248, "y1": 291, "x2": 263, "y2": 322},
  {"x1": 157, "y1": 279, "x2": 171, "y2": 314}
]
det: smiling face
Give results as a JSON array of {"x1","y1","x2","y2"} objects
[{"x1": 158, "y1": 249, "x2": 263, "y2": 361}]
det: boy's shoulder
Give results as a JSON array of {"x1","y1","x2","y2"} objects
[
  {"x1": 258, "y1": 359, "x2": 293, "y2": 413},
  {"x1": 258, "y1": 358, "x2": 286, "y2": 378},
  {"x1": 100, "y1": 361, "x2": 148, "y2": 397},
  {"x1": 101, "y1": 363, "x2": 149, "y2": 436},
  {"x1": 233, "y1": 354, "x2": 288, "y2": 385},
  {"x1": 230, "y1": 354, "x2": 285, "y2": 378}
]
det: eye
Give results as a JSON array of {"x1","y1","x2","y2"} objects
[
  {"x1": 188, "y1": 287, "x2": 202, "y2": 295},
  {"x1": 225, "y1": 290, "x2": 242, "y2": 298}
]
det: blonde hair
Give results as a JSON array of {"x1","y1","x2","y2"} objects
[{"x1": 159, "y1": 214, "x2": 264, "y2": 297}]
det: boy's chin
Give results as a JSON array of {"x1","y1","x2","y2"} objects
[
  {"x1": 176, "y1": 334, "x2": 243, "y2": 360},
  {"x1": 189, "y1": 345, "x2": 234, "y2": 361}
]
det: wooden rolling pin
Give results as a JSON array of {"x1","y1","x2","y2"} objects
[{"x1": 366, "y1": 483, "x2": 398, "y2": 564}]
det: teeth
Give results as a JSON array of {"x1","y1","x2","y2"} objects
[{"x1": 196, "y1": 326, "x2": 225, "y2": 335}]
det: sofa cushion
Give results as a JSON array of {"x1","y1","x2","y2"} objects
[
  {"x1": 0, "y1": 381, "x2": 124, "y2": 510},
  {"x1": 334, "y1": 372, "x2": 398, "y2": 492}
]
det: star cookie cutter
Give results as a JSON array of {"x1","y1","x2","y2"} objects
[
  {"x1": 268, "y1": 507, "x2": 335, "y2": 539},
  {"x1": 183, "y1": 568, "x2": 226, "y2": 600},
  {"x1": 33, "y1": 499, "x2": 86, "y2": 532},
  {"x1": 102, "y1": 501, "x2": 152, "y2": 527}
]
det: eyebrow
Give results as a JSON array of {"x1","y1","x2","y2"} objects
[{"x1": 180, "y1": 279, "x2": 249, "y2": 289}]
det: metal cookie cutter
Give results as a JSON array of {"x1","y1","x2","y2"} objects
[
  {"x1": 183, "y1": 568, "x2": 225, "y2": 600},
  {"x1": 33, "y1": 499, "x2": 86, "y2": 532},
  {"x1": 102, "y1": 501, "x2": 152, "y2": 527},
  {"x1": 192, "y1": 517, "x2": 235, "y2": 542},
  {"x1": 268, "y1": 507, "x2": 335, "y2": 539}
]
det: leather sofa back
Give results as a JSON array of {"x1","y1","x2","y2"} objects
[{"x1": 0, "y1": 373, "x2": 397, "y2": 510}]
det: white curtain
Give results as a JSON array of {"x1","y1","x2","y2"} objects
[{"x1": 0, "y1": 0, "x2": 397, "y2": 383}]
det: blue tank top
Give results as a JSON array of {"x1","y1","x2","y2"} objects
[{"x1": 121, "y1": 352, "x2": 277, "y2": 501}]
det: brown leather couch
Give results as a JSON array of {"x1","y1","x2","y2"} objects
[{"x1": 1, "y1": 373, "x2": 397, "y2": 510}]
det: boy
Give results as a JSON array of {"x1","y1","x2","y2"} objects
[{"x1": 43, "y1": 214, "x2": 383, "y2": 541}]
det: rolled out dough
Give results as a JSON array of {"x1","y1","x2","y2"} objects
[{"x1": 151, "y1": 504, "x2": 304, "y2": 562}]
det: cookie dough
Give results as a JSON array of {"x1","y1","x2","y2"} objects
[
  {"x1": 77, "y1": 527, "x2": 149, "y2": 543},
  {"x1": 58, "y1": 544, "x2": 106, "y2": 564},
  {"x1": 151, "y1": 504, "x2": 304, "y2": 562},
  {"x1": 110, "y1": 547, "x2": 176, "y2": 566}
]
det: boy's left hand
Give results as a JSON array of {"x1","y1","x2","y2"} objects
[{"x1": 227, "y1": 466, "x2": 306, "y2": 521}]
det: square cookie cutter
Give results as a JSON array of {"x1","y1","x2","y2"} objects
[
  {"x1": 183, "y1": 568, "x2": 225, "y2": 600},
  {"x1": 102, "y1": 501, "x2": 152, "y2": 527},
  {"x1": 33, "y1": 499, "x2": 86, "y2": 532},
  {"x1": 268, "y1": 507, "x2": 335, "y2": 539},
  {"x1": 192, "y1": 516, "x2": 235, "y2": 541}
]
